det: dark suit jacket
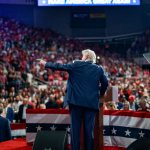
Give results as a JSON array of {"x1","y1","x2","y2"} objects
[
  {"x1": 130, "y1": 102, "x2": 139, "y2": 111},
  {"x1": 0, "y1": 116, "x2": 12, "y2": 142},
  {"x1": 45, "y1": 60, "x2": 109, "y2": 110},
  {"x1": 117, "y1": 102, "x2": 123, "y2": 110},
  {"x1": 6, "y1": 107, "x2": 15, "y2": 123},
  {"x1": 135, "y1": 102, "x2": 140, "y2": 111},
  {"x1": 46, "y1": 101, "x2": 59, "y2": 109},
  {"x1": 18, "y1": 104, "x2": 33, "y2": 122}
]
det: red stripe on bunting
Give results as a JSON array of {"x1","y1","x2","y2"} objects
[
  {"x1": 27, "y1": 142, "x2": 33, "y2": 146},
  {"x1": 103, "y1": 110, "x2": 150, "y2": 118},
  {"x1": 103, "y1": 146, "x2": 126, "y2": 150},
  {"x1": 27, "y1": 109, "x2": 150, "y2": 118},
  {"x1": 26, "y1": 109, "x2": 70, "y2": 114},
  {"x1": 10, "y1": 123, "x2": 26, "y2": 130}
]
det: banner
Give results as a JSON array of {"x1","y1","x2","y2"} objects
[
  {"x1": 24, "y1": 110, "x2": 150, "y2": 149},
  {"x1": 103, "y1": 110, "x2": 150, "y2": 148},
  {"x1": 10, "y1": 123, "x2": 26, "y2": 139}
]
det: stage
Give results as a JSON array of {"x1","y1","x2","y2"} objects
[
  {"x1": 1, "y1": 110, "x2": 149, "y2": 150},
  {"x1": 0, "y1": 138, "x2": 125, "y2": 150}
]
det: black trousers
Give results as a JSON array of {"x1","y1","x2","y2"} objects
[
  {"x1": 69, "y1": 104, "x2": 96, "y2": 150},
  {"x1": 14, "y1": 113, "x2": 19, "y2": 123},
  {"x1": 20, "y1": 119, "x2": 26, "y2": 123}
]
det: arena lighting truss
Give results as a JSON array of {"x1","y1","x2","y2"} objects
[{"x1": 143, "y1": 53, "x2": 150, "y2": 63}]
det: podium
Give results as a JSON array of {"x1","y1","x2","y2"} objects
[{"x1": 80, "y1": 86, "x2": 118, "y2": 150}]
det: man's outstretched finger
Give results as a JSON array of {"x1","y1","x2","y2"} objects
[{"x1": 36, "y1": 59, "x2": 42, "y2": 62}]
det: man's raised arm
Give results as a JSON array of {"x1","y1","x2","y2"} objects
[{"x1": 37, "y1": 59, "x2": 75, "y2": 72}]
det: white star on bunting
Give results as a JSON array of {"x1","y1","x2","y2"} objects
[
  {"x1": 139, "y1": 131, "x2": 145, "y2": 137},
  {"x1": 66, "y1": 126, "x2": 70, "y2": 132},
  {"x1": 26, "y1": 127, "x2": 28, "y2": 131},
  {"x1": 111, "y1": 128, "x2": 117, "y2": 135},
  {"x1": 50, "y1": 125, "x2": 57, "y2": 131},
  {"x1": 125, "y1": 129, "x2": 131, "y2": 136},
  {"x1": 36, "y1": 125, "x2": 42, "y2": 131}
]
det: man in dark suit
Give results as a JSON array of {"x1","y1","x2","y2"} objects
[
  {"x1": 18, "y1": 98, "x2": 33, "y2": 123},
  {"x1": 46, "y1": 94, "x2": 59, "y2": 109},
  {"x1": 37, "y1": 49, "x2": 109, "y2": 150},
  {"x1": 128, "y1": 95, "x2": 139, "y2": 111},
  {"x1": 0, "y1": 105, "x2": 12, "y2": 142},
  {"x1": 3, "y1": 101, "x2": 14, "y2": 123}
]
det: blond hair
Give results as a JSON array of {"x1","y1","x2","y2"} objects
[
  {"x1": 82, "y1": 49, "x2": 96, "y2": 63},
  {"x1": 122, "y1": 101, "x2": 132, "y2": 110}
]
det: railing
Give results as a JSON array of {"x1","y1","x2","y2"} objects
[
  {"x1": 76, "y1": 32, "x2": 140, "y2": 43},
  {"x1": 34, "y1": 77, "x2": 48, "y2": 85}
]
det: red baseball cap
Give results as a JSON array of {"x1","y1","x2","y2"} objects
[
  {"x1": 128, "y1": 95, "x2": 135, "y2": 100},
  {"x1": 138, "y1": 91, "x2": 143, "y2": 94}
]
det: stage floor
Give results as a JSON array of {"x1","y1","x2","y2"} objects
[
  {"x1": 0, "y1": 138, "x2": 32, "y2": 150},
  {"x1": 0, "y1": 138, "x2": 125, "y2": 150}
]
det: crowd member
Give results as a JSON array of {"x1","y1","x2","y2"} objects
[
  {"x1": 12, "y1": 96, "x2": 22, "y2": 123},
  {"x1": 27, "y1": 70, "x2": 33, "y2": 85},
  {"x1": 0, "y1": 71, "x2": 6, "y2": 85},
  {"x1": 15, "y1": 71, "x2": 21, "y2": 93},
  {"x1": 2, "y1": 101, "x2": 14, "y2": 123},
  {"x1": 0, "y1": 105, "x2": 12, "y2": 142},
  {"x1": 46, "y1": 94, "x2": 59, "y2": 109},
  {"x1": 136, "y1": 91, "x2": 144, "y2": 104},
  {"x1": 137, "y1": 99, "x2": 150, "y2": 112},
  {"x1": 121, "y1": 101, "x2": 132, "y2": 110},
  {"x1": 43, "y1": 70, "x2": 49, "y2": 81},
  {"x1": 36, "y1": 98, "x2": 43, "y2": 109},
  {"x1": 18, "y1": 98, "x2": 33, "y2": 123},
  {"x1": 42, "y1": 93, "x2": 49, "y2": 104},
  {"x1": 55, "y1": 93, "x2": 62, "y2": 107},
  {"x1": 119, "y1": 94, "x2": 126, "y2": 103},
  {"x1": 128, "y1": 95, "x2": 139, "y2": 111},
  {"x1": 40, "y1": 104, "x2": 46, "y2": 109},
  {"x1": 116, "y1": 101, "x2": 123, "y2": 110},
  {"x1": 21, "y1": 70, "x2": 28, "y2": 90},
  {"x1": 108, "y1": 102, "x2": 118, "y2": 110},
  {"x1": 8, "y1": 96, "x2": 14, "y2": 107},
  {"x1": 141, "y1": 93, "x2": 150, "y2": 107},
  {"x1": 11, "y1": 87, "x2": 17, "y2": 97}
]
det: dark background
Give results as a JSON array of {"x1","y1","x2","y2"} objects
[{"x1": 0, "y1": 0, "x2": 149, "y2": 37}]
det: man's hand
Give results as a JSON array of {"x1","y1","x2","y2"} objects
[
  {"x1": 36, "y1": 59, "x2": 46, "y2": 66},
  {"x1": 100, "y1": 93, "x2": 107, "y2": 99}
]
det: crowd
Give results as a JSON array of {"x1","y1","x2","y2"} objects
[
  {"x1": 0, "y1": 16, "x2": 150, "y2": 125},
  {"x1": 0, "y1": 16, "x2": 149, "y2": 85},
  {"x1": 0, "y1": 85, "x2": 67, "y2": 123},
  {"x1": 1, "y1": 73, "x2": 150, "y2": 124},
  {"x1": 130, "y1": 28, "x2": 150, "y2": 55},
  {"x1": 104, "y1": 76, "x2": 150, "y2": 112}
]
